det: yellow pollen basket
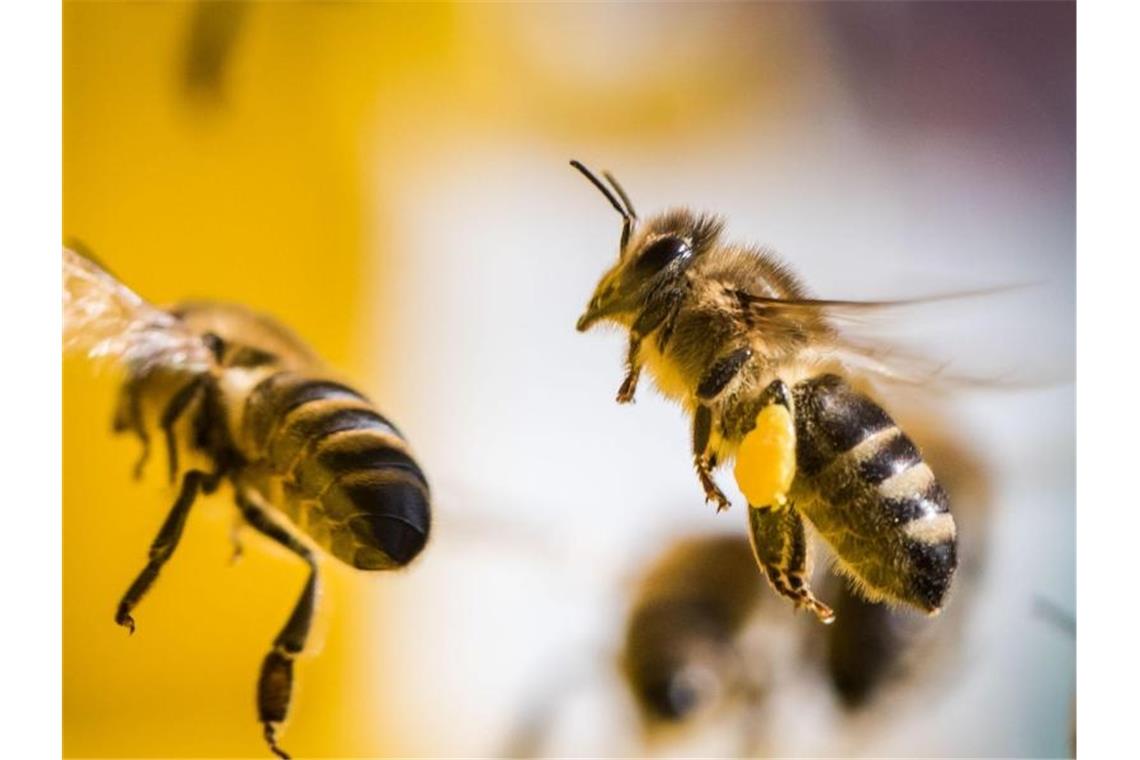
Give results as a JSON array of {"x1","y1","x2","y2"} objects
[{"x1": 733, "y1": 404, "x2": 797, "y2": 509}]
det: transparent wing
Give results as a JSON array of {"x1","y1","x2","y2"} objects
[
  {"x1": 735, "y1": 283, "x2": 1072, "y2": 394},
  {"x1": 63, "y1": 247, "x2": 214, "y2": 375}
]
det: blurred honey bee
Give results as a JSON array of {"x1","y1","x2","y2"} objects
[
  {"x1": 572, "y1": 160, "x2": 959, "y2": 623},
  {"x1": 63, "y1": 247, "x2": 431, "y2": 759}
]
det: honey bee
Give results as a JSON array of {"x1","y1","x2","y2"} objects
[
  {"x1": 572, "y1": 160, "x2": 958, "y2": 624},
  {"x1": 63, "y1": 247, "x2": 431, "y2": 759}
]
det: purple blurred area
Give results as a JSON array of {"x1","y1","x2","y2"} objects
[{"x1": 822, "y1": 1, "x2": 1074, "y2": 179}]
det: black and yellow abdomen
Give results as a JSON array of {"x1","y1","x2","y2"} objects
[
  {"x1": 792, "y1": 374, "x2": 956, "y2": 612},
  {"x1": 240, "y1": 371, "x2": 430, "y2": 571}
]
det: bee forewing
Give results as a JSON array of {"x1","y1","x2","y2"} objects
[
  {"x1": 764, "y1": 285, "x2": 1070, "y2": 393},
  {"x1": 63, "y1": 247, "x2": 214, "y2": 374}
]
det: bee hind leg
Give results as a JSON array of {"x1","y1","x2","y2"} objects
[
  {"x1": 747, "y1": 504, "x2": 834, "y2": 624},
  {"x1": 115, "y1": 470, "x2": 206, "y2": 633},
  {"x1": 236, "y1": 490, "x2": 318, "y2": 760}
]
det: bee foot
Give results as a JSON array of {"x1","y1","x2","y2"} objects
[
  {"x1": 704, "y1": 488, "x2": 731, "y2": 512},
  {"x1": 116, "y1": 610, "x2": 136, "y2": 635},
  {"x1": 615, "y1": 377, "x2": 638, "y2": 404},
  {"x1": 229, "y1": 531, "x2": 244, "y2": 565},
  {"x1": 801, "y1": 597, "x2": 835, "y2": 624},
  {"x1": 264, "y1": 723, "x2": 291, "y2": 760},
  {"x1": 698, "y1": 473, "x2": 731, "y2": 512}
]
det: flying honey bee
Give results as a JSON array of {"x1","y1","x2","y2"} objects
[
  {"x1": 63, "y1": 247, "x2": 431, "y2": 759},
  {"x1": 571, "y1": 160, "x2": 958, "y2": 624}
]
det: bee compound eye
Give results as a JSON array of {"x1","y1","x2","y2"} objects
[{"x1": 635, "y1": 236, "x2": 690, "y2": 275}]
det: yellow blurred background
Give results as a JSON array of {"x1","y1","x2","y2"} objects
[
  {"x1": 64, "y1": 2, "x2": 441, "y2": 756},
  {"x1": 65, "y1": 2, "x2": 1074, "y2": 758}
]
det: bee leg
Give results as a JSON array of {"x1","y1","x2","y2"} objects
[
  {"x1": 692, "y1": 345, "x2": 755, "y2": 511},
  {"x1": 654, "y1": 299, "x2": 682, "y2": 353},
  {"x1": 746, "y1": 504, "x2": 835, "y2": 624},
  {"x1": 693, "y1": 405, "x2": 732, "y2": 512},
  {"x1": 757, "y1": 377, "x2": 791, "y2": 409},
  {"x1": 616, "y1": 334, "x2": 642, "y2": 404},
  {"x1": 160, "y1": 376, "x2": 207, "y2": 484},
  {"x1": 228, "y1": 517, "x2": 244, "y2": 564},
  {"x1": 696, "y1": 347, "x2": 753, "y2": 401},
  {"x1": 236, "y1": 491, "x2": 318, "y2": 760},
  {"x1": 115, "y1": 470, "x2": 206, "y2": 633},
  {"x1": 113, "y1": 378, "x2": 151, "y2": 479},
  {"x1": 623, "y1": 286, "x2": 687, "y2": 403}
]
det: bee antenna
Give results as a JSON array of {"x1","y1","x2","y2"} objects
[
  {"x1": 602, "y1": 170, "x2": 637, "y2": 220},
  {"x1": 570, "y1": 160, "x2": 633, "y2": 251}
]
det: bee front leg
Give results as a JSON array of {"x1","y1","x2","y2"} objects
[
  {"x1": 622, "y1": 286, "x2": 686, "y2": 404},
  {"x1": 616, "y1": 334, "x2": 642, "y2": 404},
  {"x1": 746, "y1": 505, "x2": 834, "y2": 624},
  {"x1": 693, "y1": 405, "x2": 732, "y2": 512},
  {"x1": 236, "y1": 490, "x2": 318, "y2": 760},
  {"x1": 115, "y1": 470, "x2": 206, "y2": 633}
]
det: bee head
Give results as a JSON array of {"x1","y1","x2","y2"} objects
[{"x1": 571, "y1": 161, "x2": 724, "y2": 331}]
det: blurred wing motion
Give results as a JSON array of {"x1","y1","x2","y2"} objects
[
  {"x1": 734, "y1": 283, "x2": 1070, "y2": 392},
  {"x1": 63, "y1": 247, "x2": 214, "y2": 375}
]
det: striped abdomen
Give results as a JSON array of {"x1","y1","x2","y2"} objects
[
  {"x1": 792, "y1": 374, "x2": 956, "y2": 612},
  {"x1": 241, "y1": 371, "x2": 430, "y2": 570}
]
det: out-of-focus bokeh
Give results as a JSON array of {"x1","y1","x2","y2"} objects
[{"x1": 64, "y1": 2, "x2": 1074, "y2": 757}]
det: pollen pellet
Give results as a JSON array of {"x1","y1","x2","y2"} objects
[{"x1": 734, "y1": 404, "x2": 797, "y2": 509}]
